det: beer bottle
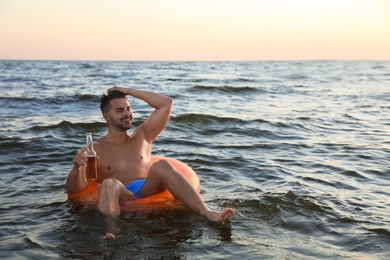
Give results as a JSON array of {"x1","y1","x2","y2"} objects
[{"x1": 85, "y1": 133, "x2": 98, "y2": 181}]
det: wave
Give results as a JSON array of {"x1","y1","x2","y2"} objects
[
  {"x1": 0, "y1": 136, "x2": 24, "y2": 151},
  {"x1": 190, "y1": 85, "x2": 259, "y2": 94},
  {"x1": 1, "y1": 76, "x2": 40, "y2": 83},
  {"x1": 222, "y1": 191, "x2": 329, "y2": 223},
  {"x1": 29, "y1": 120, "x2": 106, "y2": 132},
  {"x1": 0, "y1": 94, "x2": 100, "y2": 105},
  {"x1": 236, "y1": 78, "x2": 254, "y2": 82},
  {"x1": 372, "y1": 65, "x2": 386, "y2": 70},
  {"x1": 79, "y1": 63, "x2": 95, "y2": 69},
  {"x1": 84, "y1": 73, "x2": 120, "y2": 78},
  {"x1": 169, "y1": 113, "x2": 278, "y2": 140},
  {"x1": 171, "y1": 113, "x2": 241, "y2": 123},
  {"x1": 287, "y1": 74, "x2": 308, "y2": 80},
  {"x1": 166, "y1": 78, "x2": 181, "y2": 82}
]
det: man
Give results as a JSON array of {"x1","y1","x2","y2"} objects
[{"x1": 67, "y1": 86, "x2": 234, "y2": 228}]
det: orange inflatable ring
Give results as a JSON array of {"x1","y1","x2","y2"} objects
[{"x1": 67, "y1": 156, "x2": 200, "y2": 211}]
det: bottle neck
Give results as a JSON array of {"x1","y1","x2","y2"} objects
[{"x1": 86, "y1": 133, "x2": 96, "y2": 156}]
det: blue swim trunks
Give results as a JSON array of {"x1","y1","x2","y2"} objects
[{"x1": 125, "y1": 179, "x2": 146, "y2": 198}]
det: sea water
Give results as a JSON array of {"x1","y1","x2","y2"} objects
[{"x1": 0, "y1": 60, "x2": 389, "y2": 259}]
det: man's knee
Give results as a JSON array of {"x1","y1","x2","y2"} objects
[
  {"x1": 150, "y1": 159, "x2": 172, "y2": 173},
  {"x1": 101, "y1": 178, "x2": 121, "y2": 190},
  {"x1": 150, "y1": 159, "x2": 174, "y2": 178}
]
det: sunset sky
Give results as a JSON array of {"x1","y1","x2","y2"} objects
[{"x1": 0, "y1": 0, "x2": 389, "y2": 61}]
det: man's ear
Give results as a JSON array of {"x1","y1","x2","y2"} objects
[{"x1": 103, "y1": 113, "x2": 109, "y2": 122}]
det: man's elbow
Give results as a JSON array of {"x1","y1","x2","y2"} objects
[{"x1": 165, "y1": 97, "x2": 173, "y2": 109}]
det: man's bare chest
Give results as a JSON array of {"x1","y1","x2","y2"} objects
[{"x1": 95, "y1": 140, "x2": 152, "y2": 184}]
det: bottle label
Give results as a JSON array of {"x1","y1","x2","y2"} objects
[{"x1": 85, "y1": 156, "x2": 98, "y2": 181}]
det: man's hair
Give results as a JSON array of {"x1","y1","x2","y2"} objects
[{"x1": 100, "y1": 90, "x2": 126, "y2": 114}]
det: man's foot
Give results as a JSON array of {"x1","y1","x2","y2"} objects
[
  {"x1": 204, "y1": 208, "x2": 234, "y2": 222},
  {"x1": 103, "y1": 233, "x2": 116, "y2": 240}
]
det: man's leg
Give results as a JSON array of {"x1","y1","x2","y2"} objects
[
  {"x1": 98, "y1": 178, "x2": 136, "y2": 240},
  {"x1": 140, "y1": 160, "x2": 234, "y2": 222},
  {"x1": 98, "y1": 178, "x2": 135, "y2": 217}
]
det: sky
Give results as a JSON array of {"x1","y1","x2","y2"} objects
[{"x1": 0, "y1": 0, "x2": 389, "y2": 61}]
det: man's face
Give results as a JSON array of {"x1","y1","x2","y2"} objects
[{"x1": 104, "y1": 98, "x2": 133, "y2": 130}]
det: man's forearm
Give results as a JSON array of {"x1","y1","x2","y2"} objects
[
  {"x1": 114, "y1": 87, "x2": 172, "y2": 109},
  {"x1": 66, "y1": 165, "x2": 88, "y2": 194}
]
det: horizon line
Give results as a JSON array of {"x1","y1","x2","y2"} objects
[{"x1": 1, "y1": 58, "x2": 389, "y2": 62}]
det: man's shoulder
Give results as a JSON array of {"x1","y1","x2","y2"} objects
[
  {"x1": 94, "y1": 135, "x2": 107, "y2": 144},
  {"x1": 131, "y1": 124, "x2": 146, "y2": 138}
]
